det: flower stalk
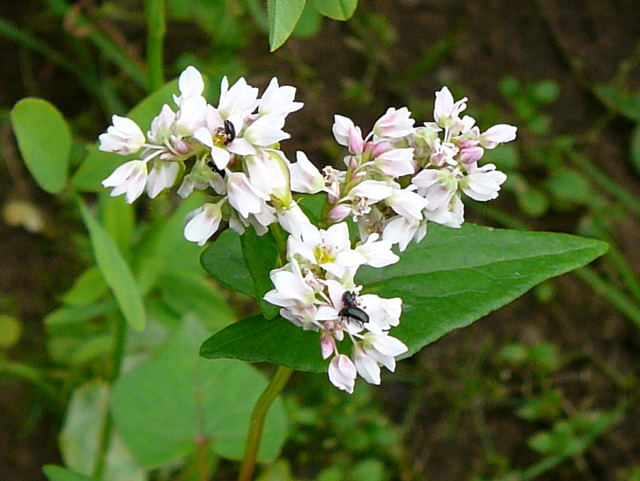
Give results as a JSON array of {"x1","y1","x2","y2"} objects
[
  {"x1": 238, "y1": 366, "x2": 293, "y2": 481},
  {"x1": 145, "y1": 0, "x2": 166, "y2": 92}
]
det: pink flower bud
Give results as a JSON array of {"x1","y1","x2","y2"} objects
[
  {"x1": 328, "y1": 354, "x2": 357, "y2": 393},
  {"x1": 321, "y1": 335, "x2": 336, "y2": 359},
  {"x1": 348, "y1": 128, "x2": 364, "y2": 154},
  {"x1": 372, "y1": 141, "x2": 392, "y2": 158},
  {"x1": 329, "y1": 204, "x2": 351, "y2": 222},
  {"x1": 459, "y1": 146, "x2": 484, "y2": 165}
]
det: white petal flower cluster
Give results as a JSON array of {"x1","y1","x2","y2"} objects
[
  {"x1": 287, "y1": 86, "x2": 516, "y2": 252},
  {"x1": 264, "y1": 222, "x2": 408, "y2": 393},
  {"x1": 99, "y1": 66, "x2": 307, "y2": 245}
]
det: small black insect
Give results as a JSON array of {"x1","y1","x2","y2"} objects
[
  {"x1": 206, "y1": 160, "x2": 226, "y2": 177},
  {"x1": 223, "y1": 119, "x2": 236, "y2": 144},
  {"x1": 339, "y1": 291, "x2": 369, "y2": 325}
]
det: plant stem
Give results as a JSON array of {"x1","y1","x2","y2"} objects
[
  {"x1": 93, "y1": 314, "x2": 128, "y2": 478},
  {"x1": 567, "y1": 151, "x2": 640, "y2": 218},
  {"x1": 575, "y1": 267, "x2": 640, "y2": 327},
  {"x1": 145, "y1": 0, "x2": 166, "y2": 92},
  {"x1": 238, "y1": 366, "x2": 293, "y2": 481}
]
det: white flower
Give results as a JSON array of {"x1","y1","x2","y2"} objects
[
  {"x1": 102, "y1": 160, "x2": 148, "y2": 203},
  {"x1": 243, "y1": 114, "x2": 290, "y2": 146},
  {"x1": 99, "y1": 115, "x2": 145, "y2": 155},
  {"x1": 183, "y1": 201, "x2": 223, "y2": 246},
  {"x1": 245, "y1": 150, "x2": 291, "y2": 201},
  {"x1": 148, "y1": 104, "x2": 176, "y2": 144},
  {"x1": 174, "y1": 65, "x2": 205, "y2": 105},
  {"x1": 328, "y1": 354, "x2": 357, "y2": 393},
  {"x1": 386, "y1": 187, "x2": 428, "y2": 220},
  {"x1": 361, "y1": 332, "x2": 408, "y2": 372},
  {"x1": 277, "y1": 201, "x2": 314, "y2": 238},
  {"x1": 226, "y1": 172, "x2": 268, "y2": 218},
  {"x1": 354, "y1": 233, "x2": 399, "y2": 268},
  {"x1": 433, "y1": 86, "x2": 467, "y2": 128},
  {"x1": 174, "y1": 96, "x2": 207, "y2": 136},
  {"x1": 332, "y1": 115, "x2": 361, "y2": 147},
  {"x1": 264, "y1": 260, "x2": 317, "y2": 309},
  {"x1": 259, "y1": 77, "x2": 303, "y2": 117},
  {"x1": 425, "y1": 194, "x2": 464, "y2": 228},
  {"x1": 373, "y1": 107, "x2": 415, "y2": 138},
  {"x1": 480, "y1": 124, "x2": 517, "y2": 149},
  {"x1": 373, "y1": 147, "x2": 416, "y2": 177},
  {"x1": 146, "y1": 161, "x2": 179, "y2": 198},
  {"x1": 353, "y1": 344, "x2": 381, "y2": 385},
  {"x1": 383, "y1": 215, "x2": 424, "y2": 252},
  {"x1": 460, "y1": 163, "x2": 507, "y2": 201},
  {"x1": 218, "y1": 76, "x2": 259, "y2": 119},
  {"x1": 289, "y1": 151, "x2": 324, "y2": 194}
]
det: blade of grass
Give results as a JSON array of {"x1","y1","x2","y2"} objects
[
  {"x1": 145, "y1": 0, "x2": 166, "y2": 92},
  {"x1": 44, "y1": 0, "x2": 147, "y2": 89}
]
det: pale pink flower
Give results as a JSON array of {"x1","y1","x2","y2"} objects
[
  {"x1": 373, "y1": 107, "x2": 415, "y2": 138},
  {"x1": 99, "y1": 115, "x2": 145, "y2": 155},
  {"x1": 328, "y1": 354, "x2": 357, "y2": 393},
  {"x1": 480, "y1": 124, "x2": 517, "y2": 149},
  {"x1": 183, "y1": 201, "x2": 223, "y2": 246},
  {"x1": 102, "y1": 160, "x2": 148, "y2": 203}
]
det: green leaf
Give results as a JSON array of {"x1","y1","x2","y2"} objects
[
  {"x1": 111, "y1": 318, "x2": 287, "y2": 468},
  {"x1": 268, "y1": 0, "x2": 306, "y2": 51},
  {"x1": 43, "y1": 465, "x2": 100, "y2": 481},
  {"x1": 10, "y1": 98, "x2": 72, "y2": 193},
  {"x1": 0, "y1": 314, "x2": 21, "y2": 348},
  {"x1": 200, "y1": 229, "x2": 254, "y2": 297},
  {"x1": 310, "y1": 0, "x2": 357, "y2": 20},
  {"x1": 630, "y1": 123, "x2": 640, "y2": 175},
  {"x1": 71, "y1": 80, "x2": 179, "y2": 192},
  {"x1": 595, "y1": 86, "x2": 640, "y2": 121},
  {"x1": 78, "y1": 199, "x2": 146, "y2": 331},
  {"x1": 201, "y1": 315, "x2": 325, "y2": 371},
  {"x1": 241, "y1": 228, "x2": 280, "y2": 319},
  {"x1": 60, "y1": 382, "x2": 146, "y2": 481},
  {"x1": 158, "y1": 271, "x2": 235, "y2": 331},
  {"x1": 201, "y1": 224, "x2": 607, "y2": 371},
  {"x1": 62, "y1": 267, "x2": 109, "y2": 307},
  {"x1": 99, "y1": 193, "x2": 135, "y2": 256},
  {"x1": 293, "y1": 2, "x2": 322, "y2": 37},
  {"x1": 545, "y1": 169, "x2": 591, "y2": 205}
]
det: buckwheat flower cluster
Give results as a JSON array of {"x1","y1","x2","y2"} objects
[
  {"x1": 99, "y1": 66, "x2": 309, "y2": 245},
  {"x1": 288, "y1": 87, "x2": 516, "y2": 251},
  {"x1": 264, "y1": 222, "x2": 408, "y2": 393}
]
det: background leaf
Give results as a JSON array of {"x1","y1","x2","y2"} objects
[
  {"x1": 111, "y1": 318, "x2": 287, "y2": 468},
  {"x1": 43, "y1": 466, "x2": 100, "y2": 481},
  {"x1": 71, "y1": 79, "x2": 178, "y2": 192},
  {"x1": 11, "y1": 98, "x2": 72, "y2": 193},
  {"x1": 267, "y1": 0, "x2": 306, "y2": 51},
  {"x1": 200, "y1": 229, "x2": 254, "y2": 297},
  {"x1": 59, "y1": 382, "x2": 145, "y2": 481},
  {"x1": 201, "y1": 224, "x2": 607, "y2": 371},
  {"x1": 78, "y1": 199, "x2": 146, "y2": 331},
  {"x1": 241, "y1": 228, "x2": 280, "y2": 319},
  {"x1": 310, "y1": 0, "x2": 357, "y2": 20}
]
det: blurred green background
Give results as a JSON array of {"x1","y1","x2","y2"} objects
[{"x1": 1, "y1": 1, "x2": 640, "y2": 480}]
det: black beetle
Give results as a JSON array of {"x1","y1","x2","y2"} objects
[
  {"x1": 223, "y1": 119, "x2": 236, "y2": 144},
  {"x1": 339, "y1": 291, "x2": 369, "y2": 325}
]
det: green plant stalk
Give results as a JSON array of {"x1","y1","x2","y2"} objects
[
  {"x1": 576, "y1": 267, "x2": 640, "y2": 327},
  {"x1": 567, "y1": 151, "x2": 640, "y2": 217},
  {"x1": 93, "y1": 314, "x2": 127, "y2": 478},
  {"x1": 145, "y1": 0, "x2": 166, "y2": 92},
  {"x1": 605, "y1": 242, "x2": 640, "y2": 305},
  {"x1": 45, "y1": 0, "x2": 147, "y2": 89},
  {"x1": 0, "y1": 360, "x2": 57, "y2": 400},
  {"x1": 238, "y1": 366, "x2": 293, "y2": 481}
]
